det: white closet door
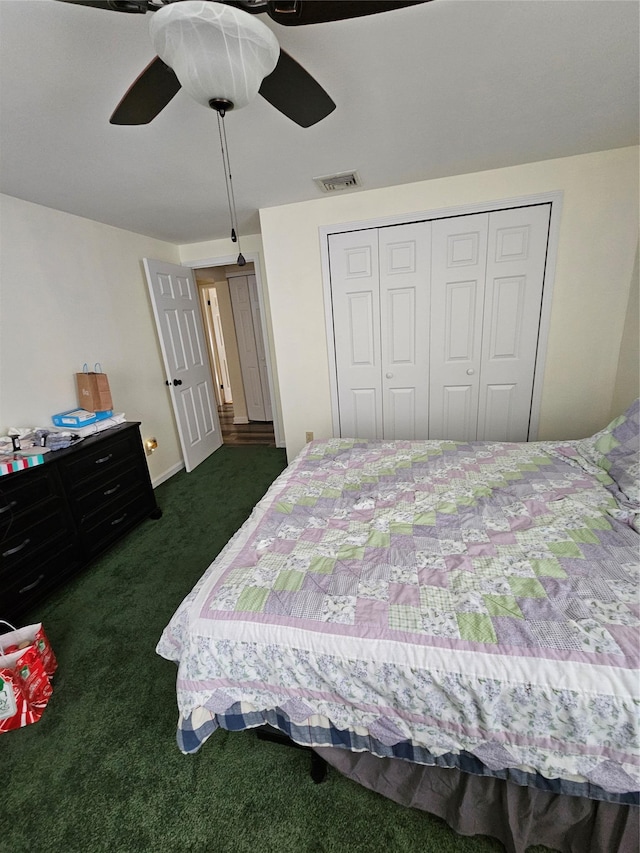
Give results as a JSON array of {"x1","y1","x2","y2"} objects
[
  {"x1": 229, "y1": 275, "x2": 267, "y2": 421},
  {"x1": 330, "y1": 229, "x2": 382, "y2": 439},
  {"x1": 329, "y1": 204, "x2": 552, "y2": 444},
  {"x1": 379, "y1": 221, "x2": 431, "y2": 439},
  {"x1": 477, "y1": 204, "x2": 551, "y2": 441},
  {"x1": 429, "y1": 214, "x2": 489, "y2": 441}
]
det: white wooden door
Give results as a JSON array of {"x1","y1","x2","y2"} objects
[
  {"x1": 143, "y1": 259, "x2": 223, "y2": 472},
  {"x1": 379, "y1": 222, "x2": 431, "y2": 439},
  {"x1": 229, "y1": 274, "x2": 269, "y2": 421},
  {"x1": 331, "y1": 224, "x2": 431, "y2": 440},
  {"x1": 330, "y1": 229, "x2": 382, "y2": 439},
  {"x1": 429, "y1": 214, "x2": 489, "y2": 440},
  {"x1": 429, "y1": 207, "x2": 550, "y2": 441},
  {"x1": 210, "y1": 288, "x2": 233, "y2": 404},
  {"x1": 200, "y1": 287, "x2": 223, "y2": 409},
  {"x1": 477, "y1": 205, "x2": 551, "y2": 440},
  {"x1": 248, "y1": 274, "x2": 273, "y2": 422}
]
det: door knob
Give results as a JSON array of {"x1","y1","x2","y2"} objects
[
  {"x1": 466, "y1": 368, "x2": 475, "y2": 375},
  {"x1": 385, "y1": 372, "x2": 394, "y2": 379},
  {"x1": 173, "y1": 379, "x2": 183, "y2": 386}
]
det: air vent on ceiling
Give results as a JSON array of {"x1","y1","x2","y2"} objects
[{"x1": 313, "y1": 170, "x2": 362, "y2": 193}]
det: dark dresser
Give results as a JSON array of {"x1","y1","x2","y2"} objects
[{"x1": 0, "y1": 422, "x2": 161, "y2": 621}]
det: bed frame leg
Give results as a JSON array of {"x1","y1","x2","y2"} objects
[
  {"x1": 255, "y1": 726, "x2": 328, "y2": 783},
  {"x1": 310, "y1": 750, "x2": 328, "y2": 784}
]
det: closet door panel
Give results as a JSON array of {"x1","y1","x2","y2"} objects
[
  {"x1": 379, "y1": 221, "x2": 431, "y2": 439},
  {"x1": 441, "y1": 385, "x2": 475, "y2": 439},
  {"x1": 350, "y1": 388, "x2": 380, "y2": 439},
  {"x1": 481, "y1": 384, "x2": 518, "y2": 440},
  {"x1": 429, "y1": 214, "x2": 489, "y2": 440},
  {"x1": 330, "y1": 230, "x2": 382, "y2": 439},
  {"x1": 386, "y1": 387, "x2": 417, "y2": 438},
  {"x1": 445, "y1": 281, "x2": 479, "y2": 360},
  {"x1": 477, "y1": 205, "x2": 551, "y2": 441}
]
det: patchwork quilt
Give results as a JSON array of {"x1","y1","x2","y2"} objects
[{"x1": 157, "y1": 400, "x2": 640, "y2": 797}]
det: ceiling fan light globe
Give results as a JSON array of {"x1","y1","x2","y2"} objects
[{"x1": 149, "y1": 0, "x2": 279, "y2": 111}]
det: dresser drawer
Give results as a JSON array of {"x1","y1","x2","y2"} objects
[
  {"x1": 0, "y1": 466, "x2": 60, "y2": 535},
  {"x1": 0, "y1": 495, "x2": 65, "y2": 545},
  {"x1": 0, "y1": 503, "x2": 75, "y2": 575},
  {"x1": 3, "y1": 542, "x2": 83, "y2": 617},
  {"x1": 71, "y1": 465, "x2": 146, "y2": 517},
  {"x1": 59, "y1": 432, "x2": 140, "y2": 488},
  {"x1": 78, "y1": 488, "x2": 152, "y2": 557}
]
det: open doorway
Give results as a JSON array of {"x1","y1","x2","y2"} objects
[{"x1": 196, "y1": 262, "x2": 275, "y2": 447}]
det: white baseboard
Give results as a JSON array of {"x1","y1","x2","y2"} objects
[
  {"x1": 233, "y1": 416, "x2": 250, "y2": 425},
  {"x1": 152, "y1": 460, "x2": 184, "y2": 488}
]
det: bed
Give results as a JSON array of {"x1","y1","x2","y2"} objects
[{"x1": 157, "y1": 400, "x2": 640, "y2": 853}]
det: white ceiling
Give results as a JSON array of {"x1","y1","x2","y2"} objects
[{"x1": 0, "y1": 0, "x2": 638, "y2": 245}]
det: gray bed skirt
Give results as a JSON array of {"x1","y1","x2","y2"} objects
[{"x1": 315, "y1": 748, "x2": 639, "y2": 853}]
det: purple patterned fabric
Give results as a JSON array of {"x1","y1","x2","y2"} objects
[{"x1": 157, "y1": 427, "x2": 640, "y2": 796}]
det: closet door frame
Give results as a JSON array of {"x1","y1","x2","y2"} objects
[{"x1": 320, "y1": 191, "x2": 563, "y2": 441}]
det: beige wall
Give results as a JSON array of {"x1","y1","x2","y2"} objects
[
  {"x1": 3, "y1": 147, "x2": 636, "y2": 478},
  {"x1": 0, "y1": 194, "x2": 182, "y2": 484},
  {"x1": 612, "y1": 244, "x2": 640, "y2": 418},
  {"x1": 259, "y1": 147, "x2": 639, "y2": 460}
]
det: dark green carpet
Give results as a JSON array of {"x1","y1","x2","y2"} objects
[{"x1": 1, "y1": 446, "x2": 549, "y2": 853}]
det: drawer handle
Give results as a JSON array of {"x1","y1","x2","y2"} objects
[
  {"x1": 0, "y1": 500, "x2": 17, "y2": 515},
  {"x1": 103, "y1": 484, "x2": 121, "y2": 496},
  {"x1": 95, "y1": 453, "x2": 113, "y2": 465},
  {"x1": 2, "y1": 537, "x2": 31, "y2": 558},
  {"x1": 111, "y1": 513, "x2": 128, "y2": 526},
  {"x1": 19, "y1": 574, "x2": 45, "y2": 594}
]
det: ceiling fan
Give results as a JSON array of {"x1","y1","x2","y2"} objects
[{"x1": 57, "y1": 0, "x2": 428, "y2": 127}]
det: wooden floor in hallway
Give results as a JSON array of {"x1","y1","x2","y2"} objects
[{"x1": 218, "y1": 404, "x2": 275, "y2": 447}]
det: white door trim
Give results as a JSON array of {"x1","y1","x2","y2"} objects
[
  {"x1": 182, "y1": 252, "x2": 284, "y2": 448},
  {"x1": 320, "y1": 191, "x2": 563, "y2": 441}
]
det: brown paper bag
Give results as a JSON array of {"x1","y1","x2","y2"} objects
[{"x1": 75, "y1": 363, "x2": 113, "y2": 412}]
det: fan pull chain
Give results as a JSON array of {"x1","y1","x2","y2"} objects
[
  {"x1": 216, "y1": 110, "x2": 246, "y2": 267},
  {"x1": 216, "y1": 111, "x2": 234, "y2": 238}
]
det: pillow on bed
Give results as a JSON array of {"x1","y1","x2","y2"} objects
[{"x1": 577, "y1": 398, "x2": 640, "y2": 507}]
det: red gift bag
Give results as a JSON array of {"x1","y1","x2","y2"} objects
[
  {"x1": 0, "y1": 622, "x2": 57, "y2": 677},
  {"x1": 0, "y1": 622, "x2": 56, "y2": 733},
  {"x1": 0, "y1": 664, "x2": 36, "y2": 731}
]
